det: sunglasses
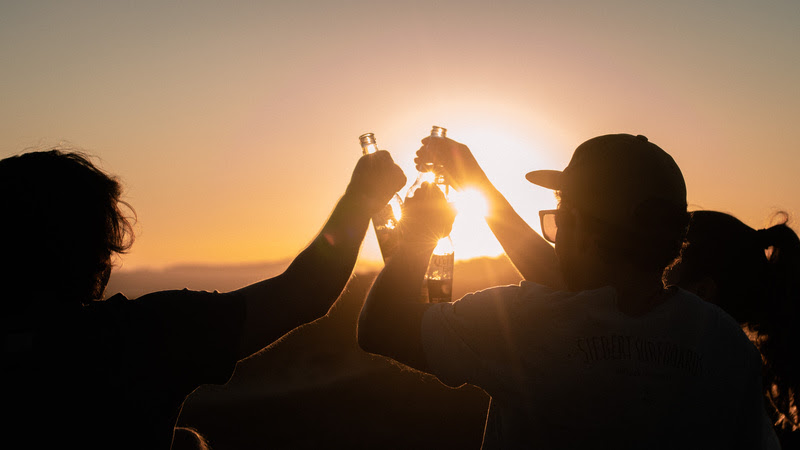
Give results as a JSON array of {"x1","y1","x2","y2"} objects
[{"x1": 538, "y1": 209, "x2": 560, "y2": 244}]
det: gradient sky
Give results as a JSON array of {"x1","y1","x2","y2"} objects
[{"x1": 1, "y1": 0, "x2": 798, "y2": 270}]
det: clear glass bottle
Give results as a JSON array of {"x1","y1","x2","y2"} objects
[
  {"x1": 406, "y1": 125, "x2": 447, "y2": 197},
  {"x1": 359, "y1": 133, "x2": 403, "y2": 262},
  {"x1": 405, "y1": 126, "x2": 454, "y2": 303}
]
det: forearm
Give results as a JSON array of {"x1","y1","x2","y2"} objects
[
  {"x1": 358, "y1": 241, "x2": 433, "y2": 371},
  {"x1": 426, "y1": 141, "x2": 561, "y2": 287},
  {"x1": 235, "y1": 192, "x2": 372, "y2": 358},
  {"x1": 281, "y1": 192, "x2": 372, "y2": 300},
  {"x1": 483, "y1": 185, "x2": 563, "y2": 288}
]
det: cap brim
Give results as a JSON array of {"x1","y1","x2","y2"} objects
[{"x1": 525, "y1": 170, "x2": 563, "y2": 190}]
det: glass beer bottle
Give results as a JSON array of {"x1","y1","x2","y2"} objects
[
  {"x1": 405, "y1": 126, "x2": 455, "y2": 303},
  {"x1": 359, "y1": 133, "x2": 403, "y2": 262},
  {"x1": 427, "y1": 125, "x2": 454, "y2": 303}
]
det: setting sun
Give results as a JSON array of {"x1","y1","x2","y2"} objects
[
  {"x1": 360, "y1": 113, "x2": 569, "y2": 265},
  {"x1": 448, "y1": 188, "x2": 505, "y2": 260},
  {"x1": 452, "y1": 188, "x2": 489, "y2": 219}
]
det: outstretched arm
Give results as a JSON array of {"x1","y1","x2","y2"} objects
[
  {"x1": 482, "y1": 184, "x2": 563, "y2": 288},
  {"x1": 416, "y1": 136, "x2": 563, "y2": 289},
  {"x1": 233, "y1": 151, "x2": 406, "y2": 359},
  {"x1": 358, "y1": 183, "x2": 456, "y2": 371}
]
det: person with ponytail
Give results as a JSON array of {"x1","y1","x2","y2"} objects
[{"x1": 665, "y1": 210, "x2": 800, "y2": 446}]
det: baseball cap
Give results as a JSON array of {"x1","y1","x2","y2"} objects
[{"x1": 526, "y1": 134, "x2": 687, "y2": 229}]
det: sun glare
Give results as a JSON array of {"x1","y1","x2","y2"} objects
[
  {"x1": 367, "y1": 107, "x2": 565, "y2": 264},
  {"x1": 433, "y1": 118, "x2": 561, "y2": 261},
  {"x1": 451, "y1": 188, "x2": 489, "y2": 219},
  {"x1": 449, "y1": 188, "x2": 505, "y2": 260}
]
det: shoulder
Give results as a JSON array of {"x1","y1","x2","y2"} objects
[
  {"x1": 449, "y1": 281, "x2": 612, "y2": 309},
  {"x1": 421, "y1": 284, "x2": 523, "y2": 340},
  {"x1": 665, "y1": 288, "x2": 761, "y2": 362},
  {"x1": 423, "y1": 282, "x2": 616, "y2": 334},
  {"x1": 91, "y1": 289, "x2": 246, "y2": 334},
  {"x1": 93, "y1": 289, "x2": 246, "y2": 380},
  {"x1": 132, "y1": 288, "x2": 245, "y2": 304},
  {"x1": 427, "y1": 282, "x2": 533, "y2": 323},
  {"x1": 667, "y1": 288, "x2": 747, "y2": 336},
  {"x1": 101, "y1": 288, "x2": 245, "y2": 313}
]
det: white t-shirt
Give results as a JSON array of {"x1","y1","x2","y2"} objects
[{"x1": 421, "y1": 282, "x2": 779, "y2": 449}]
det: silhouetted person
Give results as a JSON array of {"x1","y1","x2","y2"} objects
[
  {"x1": 0, "y1": 148, "x2": 405, "y2": 449},
  {"x1": 665, "y1": 210, "x2": 800, "y2": 447},
  {"x1": 358, "y1": 134, "x2": 779, "y2": 448}
]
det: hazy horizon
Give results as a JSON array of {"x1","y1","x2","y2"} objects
[{"x1": 105, "y1": 253, "x2": 518, "y2": 299}]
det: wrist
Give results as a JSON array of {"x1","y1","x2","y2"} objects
[
  {"x1": 341, "y1": 190, "x2": 381, "y2": 216},
  {"x1": 398, "y1": 232, "x2": 438, "y2": 255}
]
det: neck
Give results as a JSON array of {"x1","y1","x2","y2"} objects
[{"x1": 612, "y1": 270, "x2": 668, "y2": 317}]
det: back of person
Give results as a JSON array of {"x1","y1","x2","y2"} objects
[
  {"x1": 5, "y1": 305, "x2": 132, "y2": 448},
  {"x1": 665, "y1": 210, "x2": 800, "y2": 447},
  {"x1": 423, "y1": 282, "x2": 764, "y2": 449},
  {"x1": 3, "y1": 289, "x2": 245, "y2": 449}
]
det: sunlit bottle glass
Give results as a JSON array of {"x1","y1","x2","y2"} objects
[
  {"x1": 405, "y1": 125, "x2": 448, "y2": 197},
  {"x1": 405, "y1": 126, "x2": 455, "y2": 303},
  {"x1": 359, "y1": 133, "x2": 403, "y2": 262},
  {"x1": 428, "y1": 126, "x2": 454, "y2": 303}
]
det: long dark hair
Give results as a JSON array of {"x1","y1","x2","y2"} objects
[
  {"x1": 665, "y1": 210, "x2": 800, "y2": 430},
  {"x1": 0, "y1": 149, "x2": 135, "y2": 308}
]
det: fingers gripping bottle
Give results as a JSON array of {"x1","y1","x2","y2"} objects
[
  {"x1": 359, "y1": 133, "x2": 403, "y2": 262},
  {"x1": 406, "y1": 126, "x2": 455, "y2": 303}
]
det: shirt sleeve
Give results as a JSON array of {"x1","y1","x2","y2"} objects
[{"x1": 420, "y1": 284, "x2": 528, "y2": 391}]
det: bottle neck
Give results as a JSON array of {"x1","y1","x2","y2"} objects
[
  {"x1": 359, "y1": 133, "x2": 378, "y2": 155},
  {"x1": 435, "y1": 174, "x2": 449, "y2": 198},
  {"x1": 360, "y1": 143, "x2": 378, "y2": 155}
]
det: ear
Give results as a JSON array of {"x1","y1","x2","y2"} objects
[{"x1": 573, "y1": 211, "x2": 594, "y2": 254}]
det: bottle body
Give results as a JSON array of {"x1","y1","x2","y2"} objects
[
  {"x1": 371, "y1": 196, "x2": 402, "y2": 262},
  {"x1": 405, "y1": 126, "x2": 455, "y2": 303},
  {"x1": 359, "y1": 133, "x2": 402, "y2": 262},
  {"x1": 427, "y1": 235, "x2": 454, "y2": 303}
]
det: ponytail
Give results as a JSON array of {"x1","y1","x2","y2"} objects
[
  {"x1": 750, "y1": 212, "x2": 800, "y2": 430},
  {"x1": 669, "y1": 210, "x2": 800, "y2": 430}
]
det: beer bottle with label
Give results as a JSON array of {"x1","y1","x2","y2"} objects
[
  {"x1": 426, "y1": 126, "x2": 455, "y2": 303},
  {"x1": 405, "y1": 126, "x2": 455, "y2": 303},
  {"x1": 359, "y1": 133, "x2": 403, "y2": 262}
]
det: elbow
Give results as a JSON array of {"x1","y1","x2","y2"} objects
[
  {"x1": 356, "y1": 313, "x2": 383, "y2": 355},
  {"x1": 356, "y1": 331, "x2": 373, "y2": 354},
  {"x1": 281, "y1": 264, "x2": 352, "y2": 308}
]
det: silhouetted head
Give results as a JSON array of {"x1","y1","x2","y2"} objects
[
  {"x1": 665, "y1": 210, "x2": 800, "y2": 326},
  {"x1": 0, "y1": 149, "x2": 135, "y2": 311},
  {"x1": 528, "y1": 134, "x2": 689, "y2": 290}
]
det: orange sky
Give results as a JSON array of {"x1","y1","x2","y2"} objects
[{"x1": 1, "y1": 1, "x2": 798, "y2": 271}]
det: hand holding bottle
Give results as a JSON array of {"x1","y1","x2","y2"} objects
[
  {"x1": 345, "y1": 151, "x2": 407, "y2": 215},
  {"x1": 414, "y1": 136, "x2": 491, "y2": 192},
  {"x1": 399, "y1": 182, "x2": 456, "y2": 250}
]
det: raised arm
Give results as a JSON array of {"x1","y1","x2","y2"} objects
[
  {"x1": 358, "y1": 182, "x2": 456, "y2": 371},
  {"x1": 233, "y1": 150, "x2": 406, "y2": 359},
  {"x1": 415, "y1": 136, "x2": 563, "y2": 289}
]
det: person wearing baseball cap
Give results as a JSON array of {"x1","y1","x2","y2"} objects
[
  {"x1": 526, "y1": 134, "x2": 690, "y2": 299},
  {"x1": 359, "y1": 133, "x2": 778, "y2": 448}
]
